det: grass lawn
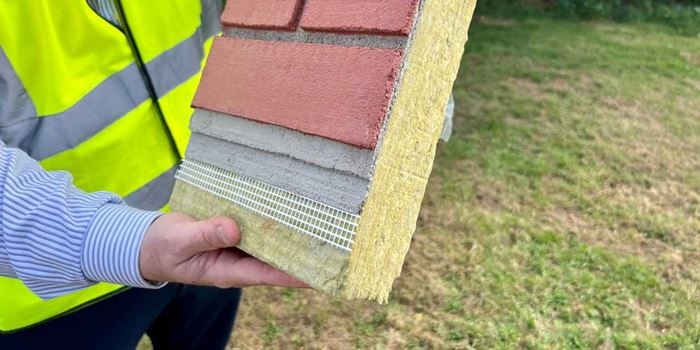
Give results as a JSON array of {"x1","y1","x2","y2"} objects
[{"x1": 228, "y1": 15, "x2": 700, "y2": 349}]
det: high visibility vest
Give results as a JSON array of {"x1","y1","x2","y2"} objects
[{"x1": 0, "y1": 0, "x2": 222, "y2": 332}]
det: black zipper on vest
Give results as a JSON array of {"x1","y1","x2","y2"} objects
[{"x1": 113, "y1": 0, "x2": 182, "y2": 160}]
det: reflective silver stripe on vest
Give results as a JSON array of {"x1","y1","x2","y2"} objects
[
  {"x1": 0, "y1": 47, "x2": 39, "y2": 150},
  {"x1": 124, "y1": 164, "x2": 178, "y2": 210},
  {"x1": 7, "y1": 64, "x2": 149, "y2": 161},
  {"x1": 0, "y1": 0, "x2": 222, "y2": 161},
  {"x1": 149, "y1": 0, "x2": 223, "y2": 97}
]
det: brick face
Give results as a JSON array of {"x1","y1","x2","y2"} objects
[
  {"x1": 221, "y1": 0, "x2": 303, "y2": 30},
  {"x1": 299, "y1": 0, "x2": 420, "y2": 35},
  {"x1": 208, "y1": 0, "x2": 423, "y2": 148},
  {"x1": 192, "y1": 37, "x2": 403, "y2": 149}
]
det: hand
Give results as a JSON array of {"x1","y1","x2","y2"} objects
[{"x1": 139, "y1": 212, "x2": 307, "y2": 288}]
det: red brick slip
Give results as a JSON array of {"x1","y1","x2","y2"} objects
[
  {"x1": 192, "y1": 37, "x2": 403, "y2": 149},
  {"x1": 300, "y1": 0, "x2": 420, "y2": 35},
  {"x1": 221, "y1": 0, "x2": 303, "y2": 31}
]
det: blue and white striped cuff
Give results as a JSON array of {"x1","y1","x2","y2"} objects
[{"x1": 82, "y1": 204, "x2": 165, "y2": 289}]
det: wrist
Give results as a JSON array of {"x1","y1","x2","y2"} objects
[{"x1": 138, "y1": 212, "x2": 196, "y2": 283}]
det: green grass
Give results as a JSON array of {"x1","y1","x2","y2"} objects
[{"x1": 230, "y1": 17, "x2": 700, "y2": 349}]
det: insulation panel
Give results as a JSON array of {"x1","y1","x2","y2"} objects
[{"x1": 171, "y1": 0, "x2": 478, "y2": 302}]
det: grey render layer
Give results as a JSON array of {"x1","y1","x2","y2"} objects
[
  {"x1": 190, "y1": 109, "x2": 376, "y2": 180},
  {"x1": 186, "y1": 132, "x2": 370, "y2": 213}
]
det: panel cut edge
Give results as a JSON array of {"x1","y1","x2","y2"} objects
[{"x1": 342, "y1": 0, "x2": 478, "y2": 303}]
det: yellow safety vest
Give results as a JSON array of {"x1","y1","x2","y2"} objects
[{"x1": 0, "y1": 0, "x2": 222, "y2": 332}]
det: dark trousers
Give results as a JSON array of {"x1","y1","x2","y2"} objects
[{"x1": 0, "y1": 284, "x2": 241, "y2": 350}]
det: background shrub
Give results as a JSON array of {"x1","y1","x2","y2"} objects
[{"x1": 478, "y1": 0, "x2": 700, "y2": 36}]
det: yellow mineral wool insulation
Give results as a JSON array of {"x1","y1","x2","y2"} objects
[
  {"x1": 170, "y1": 180, "x2": 351, "y2": 294},
  {"x1": 342, "y1": 0, "x2": 478, "y2": 302}
]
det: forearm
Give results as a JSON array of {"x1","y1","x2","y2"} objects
[{"x1": 0, "y1": 142, "x2": 163, "y2": 299}]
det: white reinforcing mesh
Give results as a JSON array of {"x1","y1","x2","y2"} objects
[{"x1": 175, "y1": 159, "x2": 358, "y2": 251}]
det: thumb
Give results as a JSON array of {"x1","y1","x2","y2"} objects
[{"x1": 184, "y1": 216, "x2": 241, "y2": 254}]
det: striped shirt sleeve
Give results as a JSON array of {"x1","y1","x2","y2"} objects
[{"x1": 0, "y1": 141, "x2": 165, "y2": 299}]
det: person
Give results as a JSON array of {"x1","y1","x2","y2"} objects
[{"x1": 0, "y1": 1, "x2": 304, "y2": 349}]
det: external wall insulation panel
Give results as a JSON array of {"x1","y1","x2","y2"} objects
[{"x1": 171, "y1": 0, "x2": 478, "y2": 302}]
